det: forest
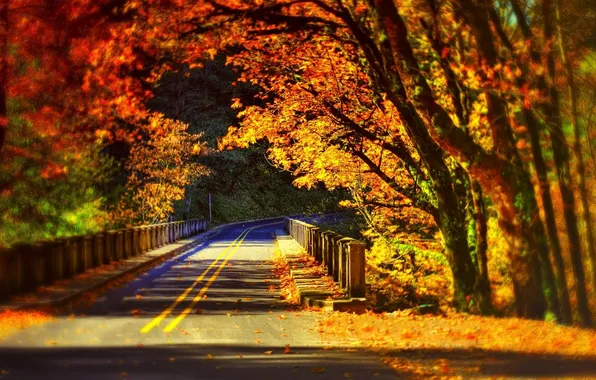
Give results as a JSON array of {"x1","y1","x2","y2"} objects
[{"x1": 1, "y1": 0, "x2": 595, "y2": 327}]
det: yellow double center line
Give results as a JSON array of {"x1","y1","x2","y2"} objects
[{"x1": 140, "y1": 221, "x2": 279, "y2": 334}]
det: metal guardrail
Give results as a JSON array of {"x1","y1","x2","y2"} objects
[
  {"x1": 0, "y1": 219, "x2": 207, "y2": 301},
  {"x1": 284, "y1": 217, "x2": 366, "y2": 298}
]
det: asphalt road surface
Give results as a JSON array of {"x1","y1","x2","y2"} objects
[{"x1": 0, "y1": 219, "x2": 396, "y2": 379}]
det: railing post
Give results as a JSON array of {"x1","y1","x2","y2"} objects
[
  {"x1": 330, "y1": 234, "x2": 343, "y2": 282},
  {"x1": 158, "y1": 223, "x2": 167, "y2": 247},
  {"x1": 348, "y1": 241, "x2": 366, "y2": 298},
  {"x1": 132, "y1": 227, "x2": 141, "y2": 255},
  {"x1": 93, "y1": 233, "x2": 105, "y2": 267},
  {"x1": 46, "y1": 240, "x2": 65, "y2": 283},
  {"x1": 105, "y1": 231, "x2": 116, "y2": 264},
  {"x1": 164, "y1": 223, "x2": 171, "y2": 244},
  {"x1": 115, "y1": 230, "x2": 124, "y2": 260},
  {"x1": 123, "y1": 228, "x2": 133, "y2": 258},
  {"x1": 312, "y1": 227, "x2": 321, "y2": 262},
  {"x1": 3, "y1": 246, "x2": 24, "y2": 294},
  {"x1": 150, "y1": 225, "x2": 156, "y2": 248},
  {"x1": 5, "y1": 247, "x2": 24, "y2": 295},
  {"x1": 0, "y1": 247, "x2": 10, "y2": 300},
  {"x1": 337, "y1": 238, "x2": 353, "y2": 291},
  {"x1": 140, "y1": 227, "x2": 148, "y2": 253},
  {"x1": 81, "y1": 236, "x2": 93, "y2": 271},
  {"x1": 13, "y1": 243, "x2": 45, "y2": 291},
  {"x1": 63, "y1": 237, "x2": 79, "y2": 278}
]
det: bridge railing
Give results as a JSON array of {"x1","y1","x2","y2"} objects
[
  {"x1": 283, "y1": 217, "x2": 365, "y2": 299},
  {"x1": 0, "y1": 219, "x2": 208, "y2": 301}
]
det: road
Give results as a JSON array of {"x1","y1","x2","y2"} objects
[{"x1": 0, "y1": 219, "x2": 396, "y2": 379}]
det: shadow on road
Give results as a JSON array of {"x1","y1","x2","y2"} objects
[
  {"x1": 0, "y1": 343, "x2": 594, "y2": 379},
  {"x1": 81, "y1": 258, "x2": 291, "y2": 317}
]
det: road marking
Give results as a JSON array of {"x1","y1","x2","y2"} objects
[
  {"x1": 140, "y1": 228, "x2": 251, "y2": 334},
  {"x1": 162, "y1": 221, "x2": 281, "y2": 332}
]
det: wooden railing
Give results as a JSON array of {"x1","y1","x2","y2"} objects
[
  {"x1": 0, "y1": 219, "x2": 208, "y2": 301},
  {"x1": 284, "y1": 217, "x2": 366, "y2": 298}
]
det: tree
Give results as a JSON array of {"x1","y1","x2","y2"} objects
[{"x1": 84, "y1": 0, "x2": 594, "y2": 322}]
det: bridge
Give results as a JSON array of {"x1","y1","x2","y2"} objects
[{"x1": 0, "y1": 217, "x2": 390, "y2": 379}]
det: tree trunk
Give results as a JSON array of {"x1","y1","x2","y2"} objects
[
  {"x1": 555, "y1": 0, "x2": 596, "y2": 299},
  {"x1": 543, "y1": 0, "x2": 592, "y2": 327},
  {"x1": 471, "y1": 181, "x2": 492, "y2": 314},
  {"x1": 434, "y1": 184, "x2": 477, "y2": 312},
  {"x1": 524, "y1": 107, "x2": 572, "y2": 324},
  {"x1": 369, "y1": 0, "x2": 553, "y2": 319},
  {"x1": 456, "y1": 0, "x2": 559, "y2": 320}
]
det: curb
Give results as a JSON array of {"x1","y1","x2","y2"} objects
[{"x1": 274, "y1": 231, "x2": 366, "y2": 313}]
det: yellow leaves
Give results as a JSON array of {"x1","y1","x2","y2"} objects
[
  {"x1": 0, "y1": 310, "x2": 53, "y2": 342},
  {"x1": 311, "y1": 367, "x2": 325, "y2": 373},
  {"x1": 231, "y1": 98, "x2": 243, "y2": 109},
  {"x1": 206, "y1": 48, "x2": 218, "y2": 60},
  {"x1": 115, "y1": 113, "x2": 209, "y2": 223}
]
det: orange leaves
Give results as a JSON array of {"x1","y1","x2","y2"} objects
[
  {"x1": 0, "y1": 309, "x2": 53, "y2": 342},
  {"x1": 230, "y1": 98, "x2": 243, "y2": 110},
  {"x1": 130, "y1": 309, "x2": 146, "y2": 316}
]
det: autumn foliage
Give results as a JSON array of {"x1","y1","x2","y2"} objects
[{"x1": 1, "y1": 0, "x2": 596, "y2": 326}]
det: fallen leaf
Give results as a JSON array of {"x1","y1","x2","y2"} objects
[
  {"x1": 135, "y1": 294, "x2": 143, "y2": 300},
  {"x1": 137, "y1": 343, "x2": 143, "y2": 348},
  {"x1": 206, "y1": 354, "x2": 213, "y2": 359},
  {"x1": 284, "y1": 344, "x2": 291, "y2": 354},
  {"x1": 312, "y1": 367, "x2": 325, "y2": 373},
  {"x1": 277, "y1": 314, "x2": 287, "y2": 320},
  {"x1": 195, "y1": 308, "x2": 204, "y2": 314},
  {"x1": 264, "y1": 350, "x2": 273, "y2": 355},
  {"x1": 168, "y1": 357, "x2": 176, "y2": 362},
  {"x1": 254, "y1": 329, "x2": 261, "y2": 333},
  {"x1": 120, "y1": 371, "x2": 128, "y2": 377}
]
